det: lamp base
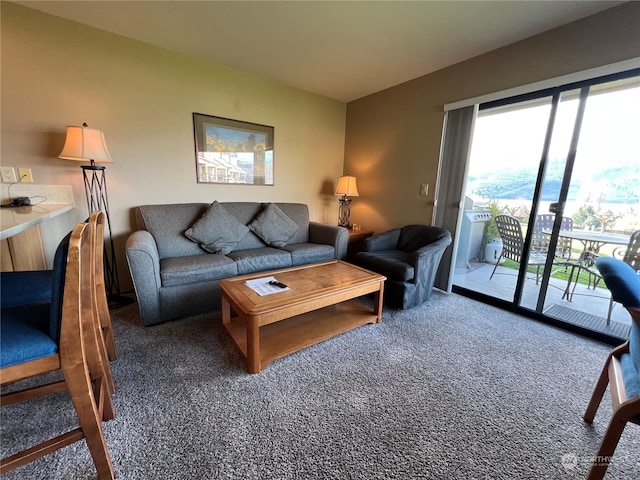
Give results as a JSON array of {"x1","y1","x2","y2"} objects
[{"x1": 338, "y1": 197, "x2": 352, "y2": 228}]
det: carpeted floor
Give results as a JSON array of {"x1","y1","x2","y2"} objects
[{"x1": 2, "y1": 291, "x2": 639, "y2": 479}]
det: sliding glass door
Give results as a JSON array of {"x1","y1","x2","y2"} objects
[{"x1": 451, "y1": 71, "x2": 640, "y2": 342}]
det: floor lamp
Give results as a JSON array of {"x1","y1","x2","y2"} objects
[
  {"x1": 335, "y1": 175, "x2": 359, "y2": 228},
  {"x1": 59, "y1": 123, "x2": 131, "y2": 308}
]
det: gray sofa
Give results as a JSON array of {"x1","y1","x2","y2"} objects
[{"x1": 125, "y1": 202, "x2": 348, "y2": 326}]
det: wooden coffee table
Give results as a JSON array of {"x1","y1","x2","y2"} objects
[{"x1": 220, "y1": 260, "x2": 386, "y2": 373}]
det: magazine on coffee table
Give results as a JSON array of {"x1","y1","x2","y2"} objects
[{"x1": 245, "y1": 276, "x2": 290, "y2": 296}]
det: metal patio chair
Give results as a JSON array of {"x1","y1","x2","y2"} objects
[{"x1": 490, "y1": 215, "x2": 547, "y2": 282}]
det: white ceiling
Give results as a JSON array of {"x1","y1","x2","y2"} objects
[{"x1": 14, "y1": 0, "x2": 626, "y2": 102}]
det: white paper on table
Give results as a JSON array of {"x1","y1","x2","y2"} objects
[{"x1": 245, "y1": 276, "x2": 290, "y2": 296}]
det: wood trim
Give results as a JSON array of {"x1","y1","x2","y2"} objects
[
  {"x1": 0, "y1": 355, "x2": 60, "y2": 386},
  {"x1": 6, "y1": 225, "x2": 46, "y2": 271}
]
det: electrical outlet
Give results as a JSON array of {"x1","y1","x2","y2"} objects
[
  {"x1": 1, "y1": 167, "x2": 17, "y2": 183},
  {"x1": 18, "y1": 168, "x2": 34, "y2": 183},
  {"x1": 420, "y1": 184, "x2": 429, "y2": 196}
]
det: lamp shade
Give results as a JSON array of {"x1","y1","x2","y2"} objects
[
  {"x1": 335, "y1": 175, "x2": 359, "y2": 197},
  {"x1": 58, "y1": 125, "x2": 112, "y2": 163}
]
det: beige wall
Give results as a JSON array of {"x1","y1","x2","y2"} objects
[
  {"x1": 1, "y1": 2, "x2": 346, "y2": 287},
  {"x1": 3, "y1": 2, "x2": 639, "y2": 290},
  {"x1": 344, "y1": 2, "x2": 640, "y2": 234}
]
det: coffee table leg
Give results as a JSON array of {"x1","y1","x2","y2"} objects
[
  {"x1": 222, "y1": 296, "x2": 231, "y2": 325},
  {"x1": 246, "y1": 317, "x2": 260, "y2": 374},
  {"x1": 374, "y1": 282, "x2": 384, "y2": 323}
]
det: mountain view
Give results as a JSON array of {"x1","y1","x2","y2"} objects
[{"x1": 467, "y1": 159, "x2": 640, "y2": 204}]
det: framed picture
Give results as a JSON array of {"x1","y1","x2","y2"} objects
[{"x1": 193, "y1": 113, "x2": 274, "y2": 185}]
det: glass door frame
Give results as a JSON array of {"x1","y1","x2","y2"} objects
[
  {"x1": 520, "y1": 87, "x2": 589, "y2": 313},
  {"x1": 450, "y1": 67, "x2": 640, "y2": 346}
]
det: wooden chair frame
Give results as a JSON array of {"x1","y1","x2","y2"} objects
[
  {"x1": 90, "y1": 211, "x2": 118, "y2": 361},
  {"x1": 583, "y1": 306, "x2": 640, "y2": 480},
  {"x1": 1, "y1": 222, "x2": 116, "y2": 479}
]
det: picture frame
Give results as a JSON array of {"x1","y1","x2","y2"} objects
[{"x1": 193, "y1": 113, "x2": 274, "y2": 185}]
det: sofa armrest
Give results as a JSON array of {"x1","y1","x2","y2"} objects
[
  {"x1": 125, "y1": 230, "x2": 162, "y2": 326},
  {"x1": 308, "y1": 222, "x2": 349, "y2": 260},
  {"x1": 364, "y1": 229, "x2": 401, "y2": 252}
]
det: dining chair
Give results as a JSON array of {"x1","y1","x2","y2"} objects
[
  {"x1": 583, "y1": 256, "x2": 640, "y2": 480},
  {"x1": 0, "y1": 222, "x2": 116, "y2": 479},
  {"x1": 0, "y1": 211, "x2": 118, "y2": 361},
  {"x1": 605, "y1": 230, "x2": 640, "y2": 321},
  {"x1": 532, "y1": 213, "x2": 574, "y2": 260},
  {"x1": 489, "y1": 215, "x2": 547, "y2": 281},
  {"x1": 564, "y1": 230, "x2": 640, "y2": 325}
]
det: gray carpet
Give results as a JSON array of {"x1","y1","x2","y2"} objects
[{"x1": 2, "y1": 292, "x2": 639, "y2": 479}]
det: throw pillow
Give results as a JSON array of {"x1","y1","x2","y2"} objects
[
  {"x1": 185, "y1": 201, "x2": 249, "y2": 254},
  {"x1": 248, "y1": 203, "x2": 299, "y2": 248}
]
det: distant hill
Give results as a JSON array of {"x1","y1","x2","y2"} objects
[{"x1": 467, "y1": 160, "x2": 640, "y2": 204}]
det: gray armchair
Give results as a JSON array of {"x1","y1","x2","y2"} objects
[{"x1": 354, "y1": 224, "x2": 452, "y2": 309}]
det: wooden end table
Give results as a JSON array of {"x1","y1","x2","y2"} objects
[
  {"x1": 346, "y1": 228, "x2": 374, "y2": 262},
  {"x1": 219, "y1": 260, "x2": 385, "y2": 373}
]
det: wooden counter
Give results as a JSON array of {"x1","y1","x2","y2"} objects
[{"x1": 1, "y1": 204, "x2": 73, "y2": 270}]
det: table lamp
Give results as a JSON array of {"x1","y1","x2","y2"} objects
[{"x1": 335, "y1": 175, "x2": 359, "y2": 228}]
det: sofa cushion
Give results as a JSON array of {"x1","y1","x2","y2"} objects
[
  {"x1": 137, "y1": 203, "x2": 209, "y2": 259},
  {"x1": 185, "y1": 201, "x2": 249, "y2": 254},
  {"x1": 282, "y1": 243, "x2": 335, "y2": 267},
  {"x1": 227, "y1": 247, "x2": 292, "y2": 275},
  {"x1": 160, "y1": 254, "x2": 238, "y2": 287},
  {"x1": 248, "y1": 203, "x2": 299, "y2": 248},
  {"x1": 272, "y1": 203, "x2": 311, "y2": 244},
  {"x1": 355, "y1": 250, "x2": 414, "y2": 282}
]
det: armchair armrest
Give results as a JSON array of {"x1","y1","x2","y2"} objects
[
  {"x1": 364, "y1": 229, "x2": 401, "y2": 252},
  {"x1": 125, "y1": 230, "x2": 162, "y2": 326},
  {"x1": 308, "y1": 222, "x2": 349, "y2": 260},
  {"x1": 410, "y1": 233, "x2": 452, "y2": 284}
]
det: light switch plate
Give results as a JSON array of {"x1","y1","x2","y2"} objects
[{"x1": 420, "y1": 184, "x2": 429, "y2": 196}]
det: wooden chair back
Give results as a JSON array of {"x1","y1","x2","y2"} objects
[
  {"x1": 90, "y1": 211, "x2": 118, "y2": 361},
  {"x1": 1, "y1": 222, "x2": 116, "y2": 479}
]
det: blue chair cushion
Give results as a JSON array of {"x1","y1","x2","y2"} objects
[
  {"x1": 596, "y1": 257, "x2": 640, "y2": 308},
  {"x1": 596, "y1": 256, "x2": 640, "y2": 397},
  {"x1": 621, "y1": 352, "x2": 640, "y2": 399},
  {"x1": 625, "y1": 313, "x2": 640, "y2": 398},
  {"x1": 0, "y1": 231, "x2": 70, "y2": 345},
  {"x1": 0, "y1": 270, "x2": 54, "y2": 307},
  {"x1": 0, "y1": 303, "x2": 57, "y2": 368},
  {"x1": 49, "y1": 231, "x2": 71, "y2": 343}
]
